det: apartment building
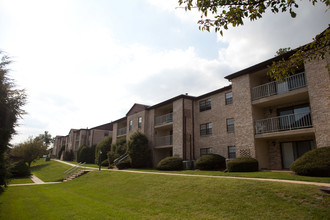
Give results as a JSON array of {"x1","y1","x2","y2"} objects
[
  {"x1": 55, "y1": 47, "x2": 329, "y2": 170},
  {"x1": 225, "y1": 52, "x2": 329, "y2": 170},
  {"x1": 52, "y1": 122, "x2": 113, "y2": 158}
]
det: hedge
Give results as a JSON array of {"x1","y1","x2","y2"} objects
[
  {"x1": 290, "y1": 147, "x2": 330, "y2": 177},
  {"x1": 226, "y1": 157, "x2": 259, "y2": 172},
  {"x1": 156, "y1": 157, "x2": 183, "y2": 171},
  {"x1": 10, "y1": 161, "x2": 30, "y2": 178},
  {"x1": 116, "y1": 159, "x2": 131, "y2": 170},
  {"x1": 95, "y1": 136, "x2": 112, "y2": 164},
  {"x1": 195, "y1": 154, "x2": 226, "y2": 170},
  {"x1": 127, "y1": 132, "x2": 151, "y2": 168}
]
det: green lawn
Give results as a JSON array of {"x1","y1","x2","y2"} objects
[
  {"x1": 30, "y1": 159, "x2": 73, "y2": 182},
  {"x1": 1, "y1": 171, "x2": 329, "y2": 219},
  {"x1": 62, "y1": 160, "x2": 106, "y2": 169},
  {"x1": 8, "y1": 177, "x2": 33, "y2": 184},
  {"x1": 127, "y1": 169, "x2": 330, "y2": 183}
]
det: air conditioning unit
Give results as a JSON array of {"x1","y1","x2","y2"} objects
[{"x1": 182, "y1": 160, "x2": 195, "y2": 170}]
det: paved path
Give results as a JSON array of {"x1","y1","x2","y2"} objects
[
  {"x1": 54, "y1": 159, "x2": 330, "y2": 187},
  {"x1": 30, "y1": 175, "x2": 45, "y2": 184}
]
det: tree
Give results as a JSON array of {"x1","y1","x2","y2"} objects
[
  {"x1": 275, "y1": 48, "x2": 291, "y2": 57},
  {"x1": 10, "y1": 138, "x2": 47, "y2": 168},
  {"x1": 95, "y1": 136, "x2": 112, "y2": 164},
  {"x1": 178, "y1": 0, "x2": 329, "y2": 79},
  {"x1": 127, "y1": 132, "x2": 151, "y2": 168},
  {"x1": 0, "y1": 51, "x2": 26, "y2": 186},
  {"x1": 35, "y1": 131, "x2": 54, "y2": 148}
]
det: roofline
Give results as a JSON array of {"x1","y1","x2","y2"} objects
[
  {"x1": 147, "y1": 94, "x2": 195, "y2": 110},
  {"x1": 196, "y1": 85, "x2": 232, "y2": 100},
  {"x1": 126, "y1": 103, "x2": 150, "y2": 116},
  {"x1": 224, "y1": 50, "x2": 296, "y2": 80},
  {"x1": 111, "y1": 116, "x2": 127, "y2": 124},
  {"x1": 90, "y1": 122, "x2": 113, "y2": 130}
]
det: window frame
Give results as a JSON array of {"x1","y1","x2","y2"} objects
[
  {"x1": 138, "y1": 117, "x2": 142, "y2": 129},
  {"x1": 226, "y1": 118, "x2": 234, "y2": 132},
  {"x1": 199, "y1": 98, "x2": 212, "y2": 112},
  {"x1": 200, "y1": 148, "x2": 213, "y2": 156},
  {"x1": 225, "y1": 92, "x2": 233, "y2": 105},
  {"x1": 200, "y1": 122, "x2": 212, "y2": 136},
  {"x1": 228, "y1": 146, "x2": 236, "y2": 159},
  {"x1": 129, "y1": 120, "x2": 133, "y2": 131}
]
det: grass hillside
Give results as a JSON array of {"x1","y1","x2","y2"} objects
[
  {"x1": 30, "y1": 159, "x2": 73, "y2": 182},
  {"x1": 1, "y1": 171, "x2": 329, "y2": 219}
]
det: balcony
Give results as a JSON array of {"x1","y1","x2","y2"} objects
[
  {"x1": 117, "y1": 127, "x2": 127, "y2": 136},
  {"x1": 155, "y1": 113, "x2": 173, "y2": 126},
  {"x1": 252, "y1": 72, "x2": 306, "y2": 101},
  {"x1": 155, "y1": 135, "x2": 173, "y2": 147},
  {"x1": 255, "y1": 112, "x2": 312, "y2": 135}
]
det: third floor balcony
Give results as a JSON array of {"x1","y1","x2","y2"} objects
[
  {"x1": 155, "y1": 112, "x2": 173, "y2": 127},
  {"x1": 252, "y1": 72, "x2": 306, "y2": 101}
]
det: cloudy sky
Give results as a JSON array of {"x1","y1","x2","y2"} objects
[{"x1": 1, "y1": 0, "x2": 328, "y2": 144}]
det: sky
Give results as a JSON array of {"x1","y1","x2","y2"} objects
[{"x1": 0, "y1": 0, "x2": 329, "y2": 145}]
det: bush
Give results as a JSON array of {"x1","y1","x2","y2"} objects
[
  {"x1": 156, "y1": 157, "x2": 183, "y2": 171},
  {"x1": 63, "y1": 150, "x2": 74, "y2": 161},
  {"x1": 77, "y1": 145, "x2": 95, "y2": 164},
  {"x1": 195, "y1": 154, "x2": 226, "y2": 170},
  {"x1": 290, "y1": 147, "x2": 330, "y2": 177},
  {"x1": 95, "y1": 136, "x2": 112, "y2": 164},
  {"x1": 108, "y1": 139, "x2": 127, "y2": 165},
  {"x1": 128, "y1": 132, "x2": 151, "y2": 168},
  {"x1": 116, "y1": 159, "x2": 131, "y2": 170},
  {"x1": 226, "y1": 157, "x2": 259, "y2": 172},
  {"x1": 101, "y1": 159, "x2": 109, "y2": 167},
  {"x1": 10, "y1": 161, "x2": 30, "y2": 178}
]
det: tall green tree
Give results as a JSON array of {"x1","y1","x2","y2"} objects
[
  {"x1": 178, "y1": 0, "x2": 329, "y2": 79},
  {"x1": 10, "y1": 138, "x2": 47, "y2": 168},
  {"x1": 35, "y1": 131, "x2": 54, "y2": 147},
  {"x1": 0, "y1": 51, "x2": 26, "y2": 186},
  {"x1": 127, "y1": 132, "x2": 151, "y2": 168}
]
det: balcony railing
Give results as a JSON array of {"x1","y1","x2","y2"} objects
[
  {"x1": 255, "y1": 112, "x2": 312, "y2": 135},
  {"x1": 155, "y1": 112, "x2": 173, "y2": 126},
  {"x1": 252, "y1": 72, "x2": 306, "y2": 101},
  {"x1": 117, "y1": 127, "x2": 127, "y2": 136},
  {"x1": 155, "y1": 135, "x2": 173, "y2": 147}
]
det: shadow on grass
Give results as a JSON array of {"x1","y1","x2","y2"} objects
[{"x1": 30, "y1": 163, "x2": 50, "y2": 172}]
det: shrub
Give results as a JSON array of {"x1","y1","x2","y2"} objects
[
  {"x1": 195, "y1": 154, "x2": 226, "y2": 170},
  {"x1": 156, "y1": 157, "x2": 183, "y2": 171},
  {"x1": 127, "y1": 132, "x2": 151, "y2": 168},
  {"x1": 63, "y1": 150, "x2": 74, "y2": 161},
  {"x1": 101, "y1": 159, "x2": 109, "y2": 167},
  {"x1": 290, "y1": 147, "x2": 330, "y2": 177},
  {"x1": 58, "y1": 145, "x2": 65, "y2": 159},
  {"x1": 108, "y1": 139, "x2": 127, "y2": 165},
  {"x1": 226, "y1": 157, "x2": 259, "y2": 172},
  {"x1": 10, "y1": 161, "x2": 30, "y2": 178},
  {"x1": 77, "y1": 145, "x2": 95, "y2": 164},
  {"x1": 116, "y1": 159, "x2": 131, "y2": 170},
  {"x1": 95, "y1": 136, "x2": 112, "y2": 164}
]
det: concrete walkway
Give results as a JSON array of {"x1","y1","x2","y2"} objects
[
  {"x1": 30, "y1": 175, "x2": 44, "y2": 184},
  {"x1": 54, "y1": 159, "x2": 330, "y2": 187}
]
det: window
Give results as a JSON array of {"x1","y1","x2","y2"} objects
[
  {"x1": 227, "y1": 118, "x2": 234, "y2": 132},
  {"x1": 200, "y1": 123, "x2": 212, "y2": 135},
  {"x1": 104, "y1": 132, "x2": 109, "y2": 137},
  {"x1": 225, "y1": 92, "x2": 233, "y2": 105},
  {"x1": 138, "y1": 117, "x2": 142, "y2": 129},
  {"x1": 200, "y1": 99, "x2": 211, "y2": 112},
  {"x1": 200, "y1": 148, "x2": 212, "y2": 156},
  {"x1": 228, "y1": 146, "x2": 236, "y2": 159},
  {"x1": 129, "y1": 120, "x2": 133, "y2": 131}
]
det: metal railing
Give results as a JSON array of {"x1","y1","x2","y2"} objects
[
  {"x1": 155, "y1": 135, "x2": 173, "y2": 146},
  {"x1": 252, "y1": 72, "x2": 306, "y2": 100},
  {"x1": 113, "y1": 153, "x2": 129, "y2": 166},
  {"x1": 155, "y1": 112, "x2": 173, "y2": 126},
  {"x1": 64, "y1": 162, "x2": 85, "y2": 180},
  {"x1": 117, "y1": 127, "x2": 127, "y2": 136},
  {"x1": 255, "y1": 112, "x2": 312, "y2": 134}
]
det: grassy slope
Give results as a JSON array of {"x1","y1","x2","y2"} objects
[
  {"x1": 30, "y1": 159, "x2": 73, "y2": 182},
  {"x1": 128, "y1": 169, "x2": 330, "y2": 183},
  {"x1": 1, "y1": 171, "x2": 329, "y2": 219},
  {"x1": 8, "y1": 177, "x2": 33, "y2": 184}
]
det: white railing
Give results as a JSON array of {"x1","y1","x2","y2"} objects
[
  {"x1": 155, "y1": 135, "x2": 173, "y2": 146},
  {"x1": 155, "y1": 112, "x2": 173, "y2": 126},
  {"x1": 252, "y1": 72, "x2": 306, "y2": 100},
  {"x1": 117, "y1": 127, "x2": 127, "y2": 136},
  {"x1": 255, "y1": 112, "x2": 312, "y2": 134}
]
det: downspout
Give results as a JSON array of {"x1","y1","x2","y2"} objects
[
  {"x1": 182, "y1": 98, "x2": 186, "y2": 160},
  {"x1": 192, "y1": 99, "x2": 195, "y2": 160}
]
